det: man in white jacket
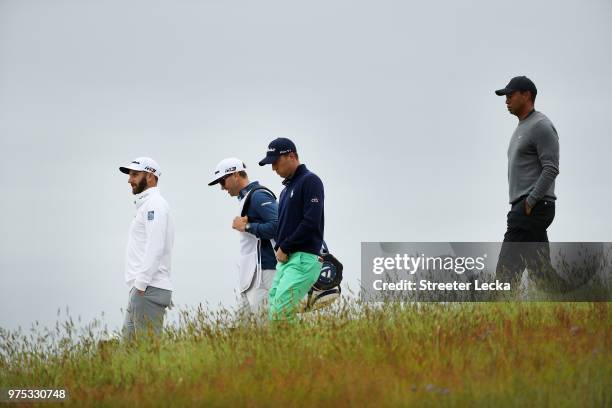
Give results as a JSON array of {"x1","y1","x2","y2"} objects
[{"x1": 119, "y1": 157, "x2": 174, "y2": 339}]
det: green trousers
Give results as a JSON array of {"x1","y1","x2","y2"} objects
[{"x1": 268, "y1": 252, "x2": 321, "y2": 322}]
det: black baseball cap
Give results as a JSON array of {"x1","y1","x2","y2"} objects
[
  {"x1": 495, "y1": 76, "x2": 537, "y2": 97},
  {"x1": 258, "y1": 138, "x2": 297, "y2": 166}
]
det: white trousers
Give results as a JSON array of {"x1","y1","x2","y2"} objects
[{"x1": 238, "y1": 268, "x2": 276, "y2": 315}]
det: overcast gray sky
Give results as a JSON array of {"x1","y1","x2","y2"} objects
[{"x1": 1, "y1": 0, "x2": 611, "y2": 331}]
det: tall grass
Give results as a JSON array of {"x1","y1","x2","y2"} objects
[{"x1": 1, "y1": 301, "x2": 610, "y2": 407}]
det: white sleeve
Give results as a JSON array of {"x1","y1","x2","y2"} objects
[{"x1": 134, "y1": 204, "x2": 168, "y2": 291}]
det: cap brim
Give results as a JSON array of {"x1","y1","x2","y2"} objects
[
  {"x1": 120, "y1": 165, "x2": 146, "y2": 174},
  {"x1": 208, "y1": 168, "x2": 240, "y2": 186},
  {"x1": 495, "y1": 88, "x2": 512, "y2": 96},
  {"x1": 208, "y1": 177, "x2": 222, "y2": 186},
  {"x1": 258, "y1": 155, "x2": 278, "y2": 166}
]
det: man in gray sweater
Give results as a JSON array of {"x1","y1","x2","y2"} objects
[{"x1": 494, "y1": 76, "x2": 568, "y2": 294}]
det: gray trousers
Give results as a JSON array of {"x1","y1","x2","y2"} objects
[{"x1": 123, "y1": 286, "x2": 172, "y2": 340}]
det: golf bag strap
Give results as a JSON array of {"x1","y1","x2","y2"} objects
[{"x1": 241, "y1": 186, "x2": 277, "y2": 217}]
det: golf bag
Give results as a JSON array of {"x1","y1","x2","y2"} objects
[{"x1": 302, "y1": 242, "x2": 343, "y2": 312}]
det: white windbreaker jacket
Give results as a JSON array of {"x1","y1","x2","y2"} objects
[{"x1": 125, "y1": 187, "x2": 174, "y2": 291}]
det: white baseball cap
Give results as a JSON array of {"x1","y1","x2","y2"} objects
[
  {"x1": 119, "y1": 157, "x2": 162, "y2": 178},
  {"x1": 208, "y1": 157, "x2": 246, "y2": 186}
]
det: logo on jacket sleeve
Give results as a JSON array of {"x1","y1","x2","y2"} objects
[
  {"x1": 147, "y1": 211, "x2": 155, "y2": 220},
  {"x1": 311, "y1": 197, "x2": 319, "y2": 203}
]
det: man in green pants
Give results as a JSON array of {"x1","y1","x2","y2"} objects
[{"x1": 259, "y1": 138, "x2": 324, "y2": 322}]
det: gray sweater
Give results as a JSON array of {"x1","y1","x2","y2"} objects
[{"x1": 507, "y1": 110, "x2": 559, "y2": 207}]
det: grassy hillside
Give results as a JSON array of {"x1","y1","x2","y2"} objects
[{"x1": 1, "y1": 302, "x2": 610, "y2": 407}]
